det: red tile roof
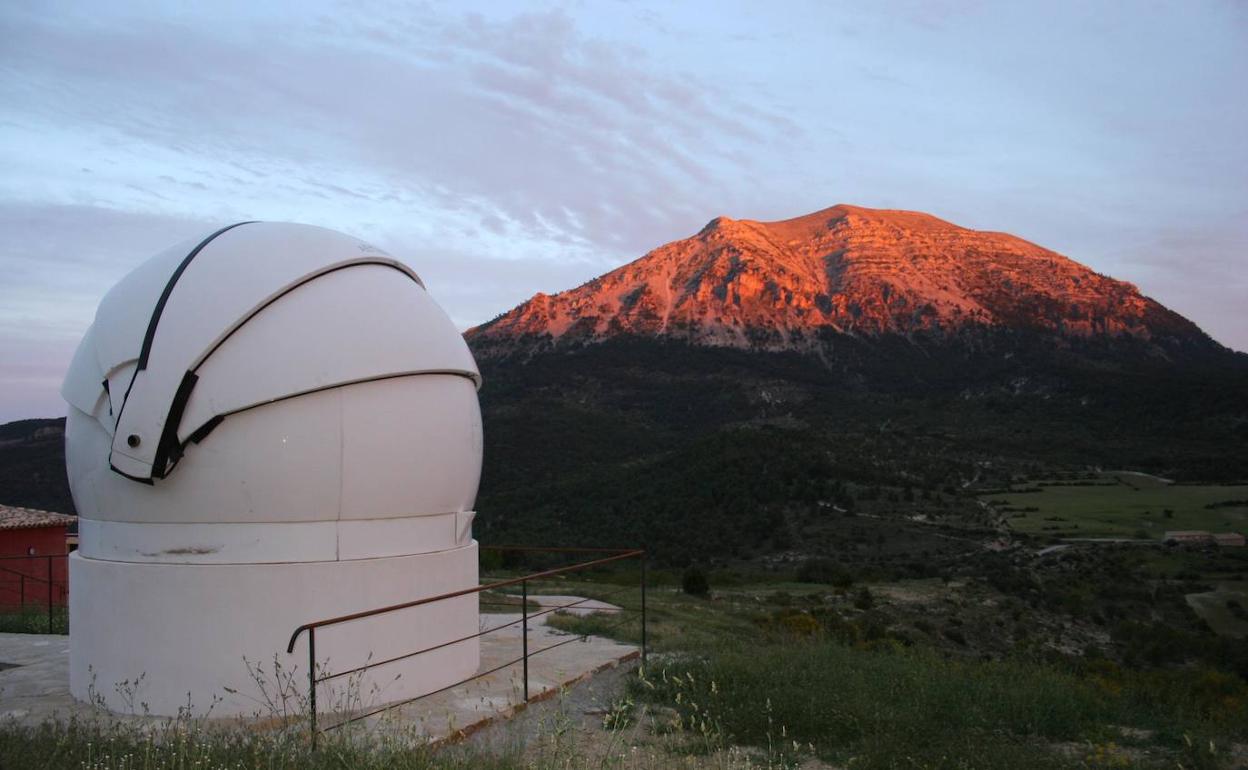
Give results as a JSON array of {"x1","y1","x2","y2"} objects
[{"x1": 0, "y1": 504, "x2": 76, "y2": 531}]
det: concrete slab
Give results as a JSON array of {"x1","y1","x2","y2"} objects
[
  {"x1": 346, "y1": 603, "x2": 636, "y2": 743},
  {"x1": 0, "y1": 595, "x2": 636, "y2": 745},
  {"x1": 526, "y1": 595, "x2": 624, "y2": 617}
]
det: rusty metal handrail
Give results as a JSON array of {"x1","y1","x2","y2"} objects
[
  {"x1": 318, "y1": 584, "x2": 635, "y2": 684},
  {"x1": 285, "y1": 544, "x2": 647, "y2": 748},
  {"x1": 285, "y1": 547, "x2": 642, "y2": 653}
]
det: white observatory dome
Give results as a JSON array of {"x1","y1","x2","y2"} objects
[{"x1": 62, "y1": 222, "x2": 484, "y2": 716}]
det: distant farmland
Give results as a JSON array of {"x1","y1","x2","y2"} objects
[{"x1": 985, "y1": 472, "x2": 1248, "y2": 540}]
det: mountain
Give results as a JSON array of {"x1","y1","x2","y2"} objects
[
  {"x1": 466, "y1": 204, "x2": 1247, "y2": 561},
  {"x1": 3, "y1": 205, "x2": 1245, "y2": 561},
  {"x1": 0, "y1": 418, "x2": 73, "y2": 514},
  {"x1": 469, "y1": 204, "x2": 1221, "y2": 361}
]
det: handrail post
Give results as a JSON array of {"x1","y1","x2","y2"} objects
[
  {"x1": 640, "y1": 554, "x2": 647, "y2": 670},
  {"x1": 47, "y1": 556, "x2": 54, "y2": 633},
  {"x1": 308, "y1": 627, "x2": 318, "y2": 750},
  {"x1": 521, "y1": 578, "x2": 529, "y2": 702}
]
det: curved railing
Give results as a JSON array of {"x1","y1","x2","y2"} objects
[{"x1": 285, "y1": 545, "x2": 646, "y2": 746}]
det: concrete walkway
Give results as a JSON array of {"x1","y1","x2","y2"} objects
[
  {"x1": 0, "y1": 633, "x2": 73, "y2": 725},
  {"x1": 0, "y1": 596, "x2": 637, "y2": 744}
]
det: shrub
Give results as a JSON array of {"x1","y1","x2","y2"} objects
[
  {"x1": 1226, "y1": 599, "x2": 1247, "y2": 621},
  {"x1": 770, "y1": 608, "x2": 821, "y2": 637},
  {"x1": 682, "y1": 566, "x2": 709, "y2": 597},
  {"x1": 796, "y1": 558, "x2": 854, "y2": 587},
  {"x1": 942, "y1": 627, "x2": 968, "y2": 646}
]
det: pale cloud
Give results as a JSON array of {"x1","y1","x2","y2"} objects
[
  {"x1": 0, "y1": 3, "x2": 786, "y2": 254},
  {"x1": 0, "y1": 0, "x2": 1245, "y2": 421}
]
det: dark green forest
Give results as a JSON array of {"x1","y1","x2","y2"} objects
[
  {"x1": 473, "y1": 334, "x2": 1248, "y2": 562},
  {"x1": 3, "y1": 332, "x2": 1246, "y2": 567}
]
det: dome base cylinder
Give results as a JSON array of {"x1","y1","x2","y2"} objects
[{"x1": 69, "y1": 543, "x2": 480, "y2": 717}]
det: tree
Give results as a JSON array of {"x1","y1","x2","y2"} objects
[{"x1": 682, "y1": 565, "x2": 710, "y2": 597}]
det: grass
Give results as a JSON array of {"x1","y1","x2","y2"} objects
[
  {"x1": 5, "y1": 643, "x2": 1240, "y2": 770},
  {"x1": 0, "y1": 604, "x2": 67, "y2": 634},
  {"x1": 4, "y1": 572, "x2": 1248, "y2": 768},
  {"x1": 636, "y1": 639, "x2": 1245, "y2": 769},
  {"x1": 487, "y1": 573, "x2": 763, "y2": 655},
  {"x1": 988, "y1": 474, "x2": 1248, "y2": 539},
  {"x1": 5, "y1": 568, "x2": 1247, "y2": 768},
  {"x1": 477, "y1": 590, "x2": 540, "y2": 614},
  {"x1": 545, "y1": 608, "x2": 643, "y2": 644},
  {"x1": 0, "y1": 718, "x2": 523, "y2": 770},
  {"x1": 534, "y1": 575, "x2": 1248, "y2": 767},
  {"x1": 1185, "y1": 583, "x2": 1248, "y2": 639}
]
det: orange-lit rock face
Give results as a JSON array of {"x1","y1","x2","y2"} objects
[{"x1": 469, "y1": 204, "x2": 1201, "y2": 353}]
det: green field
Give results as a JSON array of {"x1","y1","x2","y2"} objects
[
  {"x1": 988, "y1": 473, "x2": 1248, "y2": 540},
  {"x1": 1186, "y1": 583, "x2": 1248, "y2": 639}
]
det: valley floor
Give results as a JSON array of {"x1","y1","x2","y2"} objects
[{"x1": 3, "y1": 467, "x2": 1248, "y2": 768}]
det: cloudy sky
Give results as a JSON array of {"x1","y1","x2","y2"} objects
[{"x1": 1, "y1": 1, "x2": 1245, "y2": 421}]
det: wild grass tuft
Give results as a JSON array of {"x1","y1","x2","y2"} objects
[
  {"x1": 0, "y1": 717, "x2": 522, "y2": 770},
  {"x1": 636, "y1": 639, "x2": 1247, "y2": 769}
]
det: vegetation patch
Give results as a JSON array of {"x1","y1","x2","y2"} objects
[
  {"x1": 0, "y1": 718, "x2": 521, "y2": 770},
  {"x1": 636, "y1": 640, "x2": 1247, "y2": 769},
  {"x1": 0, "y1": 605, "x2": 67, "y2": 635},
  {"x1": 990, "y1": 474, "x2": 1248, "y2": 540}
]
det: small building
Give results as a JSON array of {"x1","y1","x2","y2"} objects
[
  {"x1": 0, "y1": 504, "x2": 74, "y2": 609},
  {"x1": 1163, "y1": 530, "x2": 1246, "y2": 547},
  {"x1": 1164, "y1": 530, "x2": 1211, "y2": 543}
]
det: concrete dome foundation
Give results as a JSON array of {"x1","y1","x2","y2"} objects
[{"x1": 69, "y1": 545, "x2": 479, "y2": 716}]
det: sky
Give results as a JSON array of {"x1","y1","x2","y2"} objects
[{"x1": 1, "y1": 0, "x2": 1245, "y2": 421}]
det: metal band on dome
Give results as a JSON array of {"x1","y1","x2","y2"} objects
[
  {"x1": 171, "y1": 370, "x2": 480, "y2": 462},
  {"x1": 136, "y1": 222, "x2": 259, "y2": 372},
  {"x1": 150, "y1": 370, "x2": 198, "y2": 479},
  {"x1": 193, "y1": 261, "x2": 424, "y2": 369}
]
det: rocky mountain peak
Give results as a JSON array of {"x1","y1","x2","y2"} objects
[{"x1": 467, "y1": 204, "x2": 1214, "y2": 358}]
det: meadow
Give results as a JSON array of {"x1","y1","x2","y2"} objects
[
  {"x1": 988, "y1": 473, "x2": 1248, "y2": 540},
  {"x1": 635, "y1": 637, "x2": 1242, "y2": 769},
  {"x1": 536, "y1": 571, "x2": 1248, "y2": 768},
  {"x1": 1185, "y1": 583, "x2": 1248, "y2": 639}
]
